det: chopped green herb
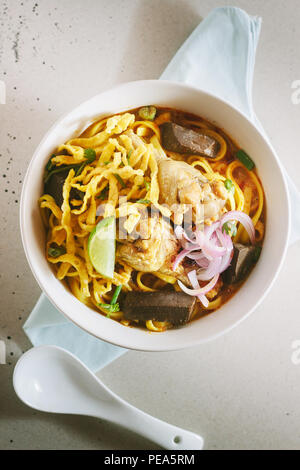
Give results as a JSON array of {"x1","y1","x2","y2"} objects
[
  {"x1": 144, "y1": 181, "x2": 150, "y2": 191},
  {"x1": 84, "y1": 148, "x2": 96, "y2": 163},
  {"x1": 45, "y1": 154, "x2": 56, "y2": 171},
  {"x1": 73, "y1": 148, "x2": 96, "y2": 176},
  {"x1": 75, "y1": 162, "x2": 87, "y2": 176},
  {"x1": 236, "y1": 149, "x2": 255, "y2": 171},
  {"x1": 224, "y1": 178, "x2": 235, "y2": 194},
  {"x1": 113, "y1": 173, "x2": 126, "y2": 188},
  {"x1": 103, "y1": 161, "x2": 110, "y2": 165},
  {"x1": 136, "y1": 199, "x2": 151, "y2": 204},
  {"x1": 138, "y1": 106, "x2": 157, "y2": 121},
  {"x1": 48, "y1": 245, "x2": 66, "y2": 258},
  {"x1": 98, "y1": 285, "x2": 122, "y2": 316},
  {"x1": 44, "y1": 164, "x2": 82, "y2": 183},
  {"x1": 98, "y1": 303, "x2": 120, "y2": 315},
  {"x1": 97, "y1": 186, "x2": 109, "y2": 200},
  {"x1": 111, "y1": 285, "x2": 122, "y2": 305},
  {"x1": 127, "y1": 149, "x2": 133, "y2": 164},
  {"x1": 44, "y1": 150, "x2": 96, "y2": 183},
  {"x1": 69, "y1": 187, "x2": 85, "y2": 201},
  {"x1": 222, "y1": 221, "x2": 237, "y2": 238}
]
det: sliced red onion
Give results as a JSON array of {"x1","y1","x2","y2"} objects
[
  {"x1": 194, "y1": 229, "x2": 205, "y2": 247},
  {"x1": 219, "y1": 249, "x2": 233, "y2": 273},
  {"x1": 186, "y1": 253, "x2": 210, "y2": 269},
  {"x1": 210, "y1": 232, "x2": 219, "y2": 244},
  {"x1": 178, "y1": 273, "x2": 219, "y2": 297},
  {"x1": 188, "y1": 270, "x2": 199, "y2": 288},
  {"x1": 174, "y1": 209, "x2": 254, "y2": 302},
  {"x1": 187, "y1": 270, "x2": 209, "y2": 308},
  {"x1": 175, "y1": 225, "x2": 198, "y2": 245},
  {"x1": 215, "y1": 228, "x2": 234, "y2": 272},
  {"x1": 216, "y1": 228, "x2": 233, "y2": 250},
  {"x1": 172, "y1": 249, "x2": 190, "y2": 271},
  {"x1": 199, "y1": 295, "x2": 209, "y2": 308},
  {"x1": 201, "y1": 239, "x2": 226, "y2": 259},
  {"x1": 186, "y1": 251, "x2": 206, "y2": 261},
  {"x1": 197, "y1": 257, "x2": 222, "y2": 281},
  {"x1": 186, "y1": 252, "x2": 209, "y2": 268},
  {"x1": 181, "y1": 240, "x2": 201, "y2": 251},
  {"x1": 204, "y1": 222, "x2": 220, "y2": 240},
  {"x1": 221, "y1": 210, "x2": 255, "y2": 244},
  {"x1": 196, "y1": 258, "x2": 210, "y2": 269}
]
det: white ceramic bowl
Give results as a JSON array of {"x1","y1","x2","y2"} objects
[{"x1": 20, "y1": 80, "x2": 290, "y2": 351}]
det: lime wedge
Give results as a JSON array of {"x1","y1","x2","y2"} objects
[{"x1": 88, "y1": 217, "x2": 116, "y2": 279}]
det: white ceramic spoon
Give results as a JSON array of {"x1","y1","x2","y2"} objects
[{"x1": 13, "y1": 345, "x2": 203, "y2": 450}]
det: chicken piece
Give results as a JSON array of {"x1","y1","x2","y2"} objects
[
  {"x1": 118, "y1": 206, "x2": 151, "y2": 241},
  {"x1": 157, "y1": 154, "x2": 227, "y2": 225},
  {"x1": 117, "y1": 212, "x2": 187, "y2": 282},
  {"x1": 126, "y1": 129, "x2": 228, "y2": 225},
  {"x1": 211, "y1": 181, "x2": 228, "y2": 200},
  {"x1": 201, "y1": 181, "x2": 228, "y2": 223},
  {"x1": 157, "y1": 158, "x2": 205, "y2": 207},
  {"x1": 117, "y1": 213, "x2": 176, "y2": 272}
]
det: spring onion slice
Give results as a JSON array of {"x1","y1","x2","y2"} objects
[
  {"x1": 236, "y1": 149, "x2": 255, "y2": 170},
  {"x1": 221, "y1": 211, "x2": 255, "y2": 244}
]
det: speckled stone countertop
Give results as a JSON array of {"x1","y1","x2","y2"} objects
[{"x1": 1, "y1": 0, "x2": 300, "y2": 450}]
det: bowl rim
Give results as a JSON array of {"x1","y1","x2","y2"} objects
[{"x1": 20, "y1": 79, "x2": 291, "y2": 351}]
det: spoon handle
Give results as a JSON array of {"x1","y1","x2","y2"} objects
[{"x1": 108, "y1": 400, "x2": 204, "y2": 450}]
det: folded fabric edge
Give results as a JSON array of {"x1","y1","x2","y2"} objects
[
  {"x1": 161, "y1": 6, "x2": 262, "y2": 121},
  {"x1": 23, "y1": 293, "x2": 128, "y2": 372}
]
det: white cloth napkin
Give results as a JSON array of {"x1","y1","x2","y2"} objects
[
  {"x1": 23, "y1": 6, "x2": 300, "y2": 371},
  {"x1": 161, "y1": 6, "x2": 300, "y2": 245}
]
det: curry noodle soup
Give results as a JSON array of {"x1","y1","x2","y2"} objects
[{"x1": 39, "y1": 107, "x2": 265, "y2": 332}]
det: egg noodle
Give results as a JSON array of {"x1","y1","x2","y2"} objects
[{"x1": 39, "y1": 111, "x2": 265, "y2": 332}]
